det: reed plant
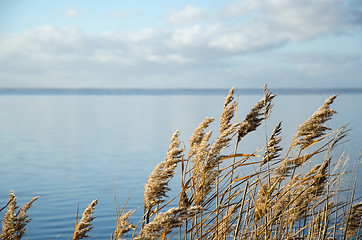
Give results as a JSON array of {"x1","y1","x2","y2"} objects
[
  {"x1": 0, "y1": 191, "x2": 38, "y2": 240},
  {"x1": 1, "y1": 85, "x2": 361, "y2": 239}
]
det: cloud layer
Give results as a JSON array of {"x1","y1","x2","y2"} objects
[{"x1": 0, "y1": 0, "x2": 361, "y2": 88}]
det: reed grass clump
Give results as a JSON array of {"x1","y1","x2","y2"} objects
[
  {"x1": 0, "y1": 190, "x2": 38, "y2": 240},
  {"x1": 1, "y1": 85, "x2": 361, "y2": 239}
]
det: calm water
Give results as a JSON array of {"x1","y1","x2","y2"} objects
[{"x1": 0, "y1": 90, "x2": 361, "y2": 239}]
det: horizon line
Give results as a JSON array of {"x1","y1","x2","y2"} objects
[{"x1": 0, "y1": 87, "x2": 362, "y2": 95}]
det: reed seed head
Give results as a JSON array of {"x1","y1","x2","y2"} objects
[
  {"x1": 0, "y1": 190, "x2": 38, "y2": 240},
  {"x1": 113, "y1": 209, "x2": 135, "y2": 240},
  {"x1": 220, "y1": 87, "x2": 236, "y2": 134},
  {"x1": 237, "y1": 92, "x2": 275, "y2": 143},
  {"x1": 72, "y1": 199, "x2": 98, "y2": 240},
  {"x1": 144, "y1": 130, "x2": 183, "y2": 211},
  {"x1": 136, "y1": 206, "x2": 201, "y2": 240},
  {"x1": 1, "y1": 191, "x2": 17, "y2": 240},
  {"x1": 189, "y1": 118, "x2": 214, "y2": 158},
  {"x1": 263, "y1": 121, "x2": 282, "y2": 165},
  {"x1": 264, "y1": 83, "x2": 275, "y2": 120},
  {"x1": 293, "y1": 95, "x2": 337, "y2": 148},
  {"x1": 346, "y1": 201, "x2": 362, "y2": 238}
]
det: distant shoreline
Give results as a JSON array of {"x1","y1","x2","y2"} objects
[{"x1": 0, "y1": 88, "x2": 362, "y2": 95}]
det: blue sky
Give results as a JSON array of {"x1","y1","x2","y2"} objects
[{"x1": 0, "y1": 0, "x2": 361, "y2": 89}]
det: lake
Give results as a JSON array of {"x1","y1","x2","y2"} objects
[{"x1": 0, "y1": 89, "x2": 361, "y2": 239}]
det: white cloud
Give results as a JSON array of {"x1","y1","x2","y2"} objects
[
  {"x1": 221, "y1": 0, "x2": 261, "y2": 17},
  {"x1": 66, "y1": 7, "x2": 81, "y2": 18},
  {"x1": 261, "y1": 0, "x2": 353, "y2": 38},
  {"x1": 5, "y1": 1, "x2": 359, "y2": 60},
  {"x1": 209, "y1": 0, "x2": 360, "y2": 52},
  {"x1": 0, "y1": 0, "x2": 361, "y2": 88},
  {"x1": 168, "y1": 5, "x2": 207, "y2": 25},
  {"x1": 164, "y1": 0, "x2": 361, "y2": 53}
]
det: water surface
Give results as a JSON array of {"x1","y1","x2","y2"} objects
[{"x1": 0, "y1": 90, "x2": 361, "y2": 239}]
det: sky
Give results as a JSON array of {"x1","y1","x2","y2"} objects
[{"x1": 0, "y1": 0, "x2": 361, "y2": 89}]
